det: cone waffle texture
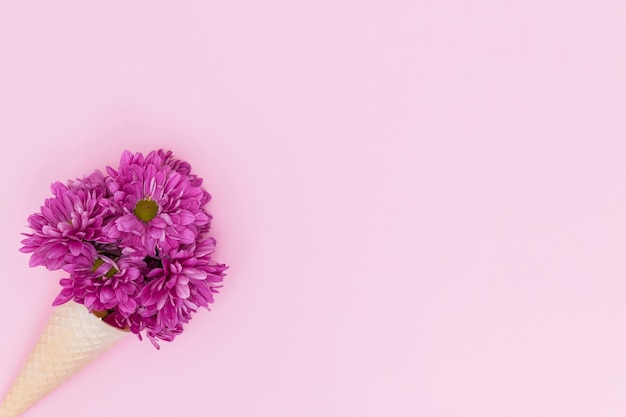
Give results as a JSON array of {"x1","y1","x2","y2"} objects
[{"x1": 0, "y1": 301, "x2": 127, "y2": 417}]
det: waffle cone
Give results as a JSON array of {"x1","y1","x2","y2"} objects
[{"x1": 0, "y1": 301, "x2": 127, "y2": 417}]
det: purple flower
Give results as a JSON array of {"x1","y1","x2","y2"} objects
[
  {"x1": 53, "y1": 252, "x2": 145, "y2": 314},
  {"x1": 20, "y1": 182, "x2": 107, "y2": 270},
  {"x1": 135, "y1": 238, "x2": 226, "y2": 348},
  {"x1": 103, "y1": 150, "x2": 212, "y2": 257}
]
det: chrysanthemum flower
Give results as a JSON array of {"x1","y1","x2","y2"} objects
[
  {"x1": 20, "y1": 182, "x2": 108, "y2": 270},
  {"x1": 135, "y1": 238, "x2": 226, "y2": 347},
  {"x1": 103, "y1": 150, "x2": 211, "y2": 257},
  {"x1": 53, "y1": 251, "x2": 145, "y2": 315}
]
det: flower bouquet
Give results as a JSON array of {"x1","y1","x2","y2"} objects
[{"x1": 0, "y1": 150, "x2": 227, "y2": 417}]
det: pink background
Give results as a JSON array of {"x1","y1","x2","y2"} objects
[{"x1": 1, "y1": 1, "x2": 625, "y2": 416}]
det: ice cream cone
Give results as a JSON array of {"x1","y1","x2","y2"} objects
[{"x1": 0, "y1": 301, "x2": 127, "y2": 417}]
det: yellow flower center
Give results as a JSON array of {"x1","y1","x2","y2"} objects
[{"x1": 134, "y1": 198, "x2": 158, "y2": 222}]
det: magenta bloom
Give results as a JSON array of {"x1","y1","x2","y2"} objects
[
  {"x1": 53, "y1": 252, "x2": 145, "y2": 315},
  {"x1": 103, "y1": 150, "x2": 211, "y2": 257},
  {"x1": 135, "y1": 238, "x2": 226, "y2": 346},
  {"x1": 20, "y1": 181, "x2": 107, "y2": 270},
  {"x1": 21, "y1": 150, "x2": 227, "y2": 348}
]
